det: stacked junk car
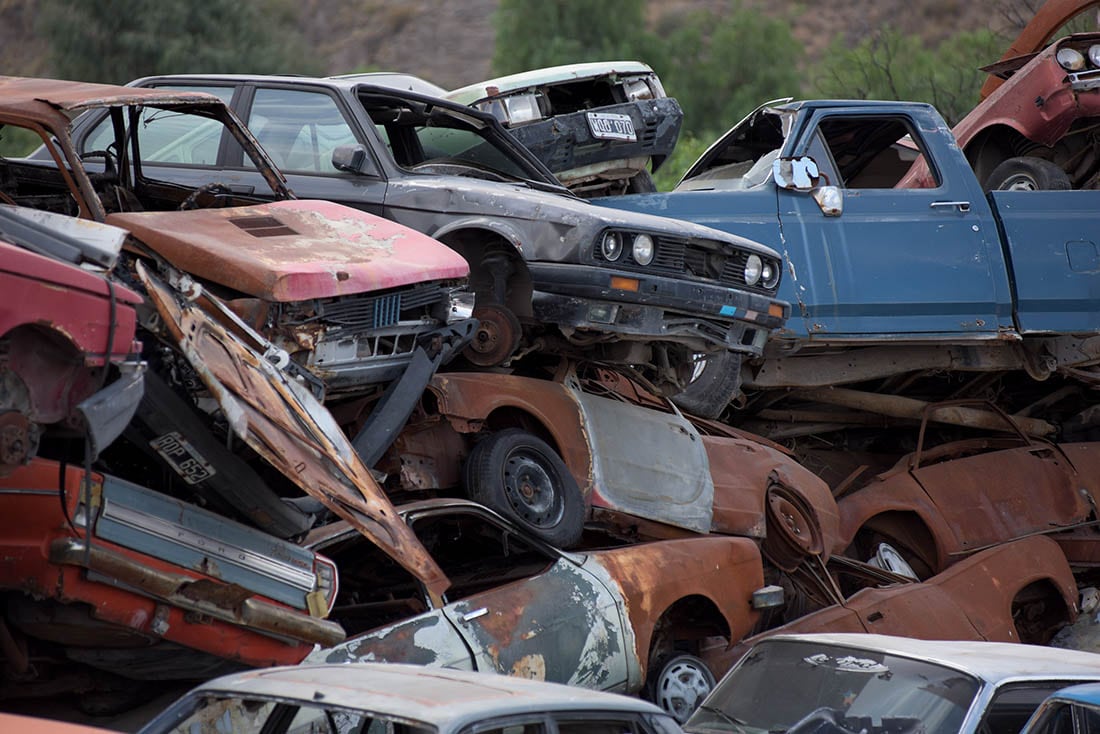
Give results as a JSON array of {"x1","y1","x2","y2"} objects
[{"x1": 4, "y1": 3, "x2": 1100, "y2": 726}]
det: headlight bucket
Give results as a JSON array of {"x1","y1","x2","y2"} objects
[
  {"x1": 601, "y1": 231, "x2": 624, "y2": 261},
  {"x1": 761, "y1": 260, "x2": 780, "y2": 289},
  {"x1": 632, "y1": 234, "x2": 655, "y2": 265},
  {"x1": 1058, "y1": 47, "x2": 1087, "y2": 71},
  {"x1": 744, "y1": 254, "x2": 763, "y2": 286},
  {"x1": 1088, "y1": 45, "x2": 1100, "y2": 68}
]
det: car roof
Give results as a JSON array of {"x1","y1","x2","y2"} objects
[
  {"x1": 759, "y1": 634, "x2": 1100, "y2": 682},
  {"x1": 0, "y1": 76, "x2": 222, "y2": 125},
  {"x1": 327, "y1": 71, "x2": 448, "y2": 97},
  {"x1": 0, "y1": 713, "x2": 117, "y2": 734},
  {"x1": 177, "y1": 663, "x2": 664, "y2": 729}
]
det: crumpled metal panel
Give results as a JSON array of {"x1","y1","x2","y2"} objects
[
  {"x1": 110, "y1": 200, "x2": 467, "y2": 302},
  {"x1": 137, "y1": 262, "x2": 448, "y2": 596},
  {"x1": 574, "y1": 385, "x2": 713, "y2": 533},
  {"x1": 724, "y1": 535, "x2": 1078, "y2": 669}
]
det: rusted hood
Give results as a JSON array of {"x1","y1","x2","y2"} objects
[
  {"x1": 110, "y1": 200, "x2": 468, "y2": 302},
  {"x1": 136, "y1": 261, "x2": 448, "y2": 597}
]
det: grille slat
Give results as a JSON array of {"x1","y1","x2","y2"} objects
[{"x1": 316, "y1": 283, "x2": 446, "y2": 330}]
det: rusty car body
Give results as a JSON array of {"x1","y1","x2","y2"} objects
[
  {"x1": 61, "y1": 73, "x2": 789, "y2": 419},
  {"x1": 686, "y1": 632, "x2": 1100, "y2": 734},
  {"x1": 0, "y1": 265, "x2": 455, "y2": 707},
  {"x1": 375, "y1": 367, "x2": 838, "y2": 555},
  {"x1": 903, "y1": 32, "x2": 1100, "y2": 190},
  {"x1": 0, "y1": 207, "x2": 143, "y2": 475},
  {"x1": 303, "y1": 497, "x2": 773, "y2": 723},
  {"x1": 0, "y1": 75, "x2": 475, "y2": 403},
  {"x1": 734, "y1": 535, "x2": 1079, "y2": 658},
  {"x1": 832, "y1": 405, "x2": 1100, "y2": 579}
]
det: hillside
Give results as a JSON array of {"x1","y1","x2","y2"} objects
[{"x1": 1, "y1": 0, "x2": 1045, "y2": 88}]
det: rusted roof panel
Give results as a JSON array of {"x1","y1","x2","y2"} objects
[
  {"x1": 110, "y1": 200, "x2": 469, "y2": 302},
  {"x1": 0, "y1": 76, "x2": 223, "y2": 123}
]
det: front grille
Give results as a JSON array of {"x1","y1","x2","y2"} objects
[
  {"x1": 314, "y1": 283, "x2": 446, "y2": 332},
  {"x1": 594, "y1": 233, "x2": 777, "y2": 294}
]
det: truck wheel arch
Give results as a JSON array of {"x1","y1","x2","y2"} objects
[
  {"x1": 850, "y1": 511, "x2": 941, "y2": 579},
  {"x1": 1012, "y1": 578, "x2": 1073, "y2": 645}
]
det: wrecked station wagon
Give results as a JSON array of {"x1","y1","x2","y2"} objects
[{"x1": 65, "y1": 73, "x2": 789, "y2": 419}]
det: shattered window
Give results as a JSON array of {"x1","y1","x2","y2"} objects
[
  {"x1": 814, "y1": 116, "x2": 938, "y2": 189},
  {"x1": 410, "y1": 512, "x2": 555, "y2": 601},
  {"x1": 248, "y1": 88, "x2": 359, "y2": 174},
  {"x1": 557, "y1": 719, "x2": 638, "y2": 734}
]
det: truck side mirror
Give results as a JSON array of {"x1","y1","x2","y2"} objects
[
  {"x1": 773, "y1": 156, "x2": 820, "y2": 191},
  {"x1": 773, "y1": 156, "x2": 843, "y2": 217},
  {"x1": 332, "y1": 145, "x2": 371, "y2": 175}
]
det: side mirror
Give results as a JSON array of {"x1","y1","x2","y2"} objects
[
  {"x1": 773, "y1": 156, "x2": 820, "y2": 191},
  {"x1": 773, "y1": 156, "x2": 843, "y2": 217},
  {"x1": 332, "y1": 145, "x2": 370, "y2": 174}
]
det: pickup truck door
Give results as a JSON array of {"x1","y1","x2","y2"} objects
[
  {"x1": 777, "y1": 110, "x2": 1013, "y2": 339},
  {"x1": 992, "y1": 190, "x2": 1100, "y2": 333}
]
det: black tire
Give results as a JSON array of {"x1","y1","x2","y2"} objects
[
  {"x1": 463, "y1": 428, "x2": 585, "y2": 547},
  {"x1": 985, "y1": 156, "x2": 1071, "y2": 191},
  {"x1": 645, "y1": 653, "x2": 716, "y2": 724},
  {"x1": 670, "y1": 351, "x2": 742, "y2": 419},
  {"x1": 627, "y1": 169, "x2": 658, "y2": 193}
]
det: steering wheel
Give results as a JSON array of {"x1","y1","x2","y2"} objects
[
  {"x1": 179, "y1": 182, "x2": 234, "y2": 210},
  {"x1": 81, "y1": 148, "x2": 119, "y2": 186}
]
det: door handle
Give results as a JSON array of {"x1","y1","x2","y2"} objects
[
  {"x1": 929, "y1": 200, "x2": 971, "y2": 212},
  {"x1": 457, "y1": 608, "x2": 488, "y2": 624}
]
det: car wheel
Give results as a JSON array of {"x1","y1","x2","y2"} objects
[
  {"x1": 464, "y1": 428, "x2": 585, "y2": 547},
  {"x1": 646, "y1": 653, "x2": 716, "y2": 724},
  {"x1": 627, "y1": 170, "x2": 657, "y2": 193},
  {"x1": 670, "y1": 351, "x2": 742, "y2": 419},
  {"x1": 985, "y1": 156, "x2": 1071, "y2": 191}
]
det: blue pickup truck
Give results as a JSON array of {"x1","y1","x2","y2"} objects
[{"x1": 598, "y1": 100, "x2": 1100, "y2": 434}]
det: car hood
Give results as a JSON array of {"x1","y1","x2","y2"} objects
[
  {"x1": 388, "y1": 175, "x2": 783, "y2": 262},
  {"x1": 109, "y1": 199, "x2": 468, "y2": 302},
  {"x1": 136, "y1": 261, "x2": 449, "y2": 597},
  {"x1": 447, "y1": 61, "x2": 656, "y2": 105}
]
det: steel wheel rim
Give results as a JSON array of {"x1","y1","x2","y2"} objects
[{"x1": 503, "y1": 449, "x2": 564, "y2": 527}]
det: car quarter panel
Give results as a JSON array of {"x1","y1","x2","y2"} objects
[{"x1": 588, "y1": 535, "x2": 766, "y2": 684}]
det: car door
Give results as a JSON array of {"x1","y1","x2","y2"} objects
[
  {"x1": 411, "y1": 507, "x2": 631, "y2": 693},
  {"x1": 777, "y1": 108, "x2": 1012, "y2": 339},
  {"x1": 74, "y1": 83, "x2": 240, "y2": 192},
  {"x1": 234, "y1": 84, "x2": 390, "y2": 216}
]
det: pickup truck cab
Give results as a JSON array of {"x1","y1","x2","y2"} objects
[{"x1": 598, "y1": 99, "x2": 1100, "y2": 432}]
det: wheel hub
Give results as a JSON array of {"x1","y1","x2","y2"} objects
[
  {"x1": 464, "y1": 304, "x2": 521, "y2": 367},
  {"x1": 655, "y1": 658, "x2": 714, "y2": 723},
  {"x1": 503, "y1": 453, "x2": 563, "y2": 527},
  {"x1": 762, "y1": 485, "x2": 824, "y2": 571}
]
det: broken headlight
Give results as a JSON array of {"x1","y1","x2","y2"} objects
[
  {"x1": 477, "y1": 91, "x2": 543, "y2": 126},
  {"x1": 1058, "y1": 47, "x2": 1087, "y2": 71},
  {"x1": 448, "y1": 290, "x2": 476, "y2": 322}
]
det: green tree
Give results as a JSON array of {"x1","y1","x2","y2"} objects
[
  {"x1": 37, "y1": 0, "x2": 319, "y2": 84},
  {"x1": 652, "y1": 4, "x2": 804, "y2": 139},
  {"x1": 814, "y1": 27, "x2": 1004, "y2": 125},
  {"x1": 492, "y1": 0, "x2": 658, "y2": 74}
]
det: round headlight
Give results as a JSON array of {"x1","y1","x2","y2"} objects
[
  {"x1": 744, "y1": 254, "x2": 762, "y2": 286},
  {"x1": 1089, "y1": 45, "x2": 1100, "y2": 68},
  {"x1": 761, "y1": 260, "x2": 780, "y2": 289},
  {"x1": 1058, "y1": 47, "x2": 1086, "y2": 71},
  {"x1": 600, "y1": 231, "x2": 623, "y2": 261},
  {"x1": 632, "y1": 234, "x2": 655, "y2": 265}
]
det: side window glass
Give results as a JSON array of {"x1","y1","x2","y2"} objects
[
  {"x1": 1082, "y1": 704, "x2": 1100, "y2": 734},
  {"x1": 467, "y1": 720, "x2": 547, "y2": 734},
  {"x1": 557, "y1": 719, "x2": 638, "y2": 734},
  {"x1": 248, "y1": 88, "x2": 359, "y2": 174},
  {"x1": 286, "y1": 705, "x2": 370, "y2": 734},
  {"x1": 815, "y1": 116, "x2": 939, "y2": 189},
  {"x1": 81, "y1": 85, "x2": 234, "y2": 163},
  {"x1": 411, "y1": 512, "x2": 555, "y2": 601},
  {"x1": 163, "y1": 697, "x2": 277, "y2": 734}
]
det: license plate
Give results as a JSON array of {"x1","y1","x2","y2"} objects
[{"x1": 586, "y1": 112, "x2": 637, "y2": 142}]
